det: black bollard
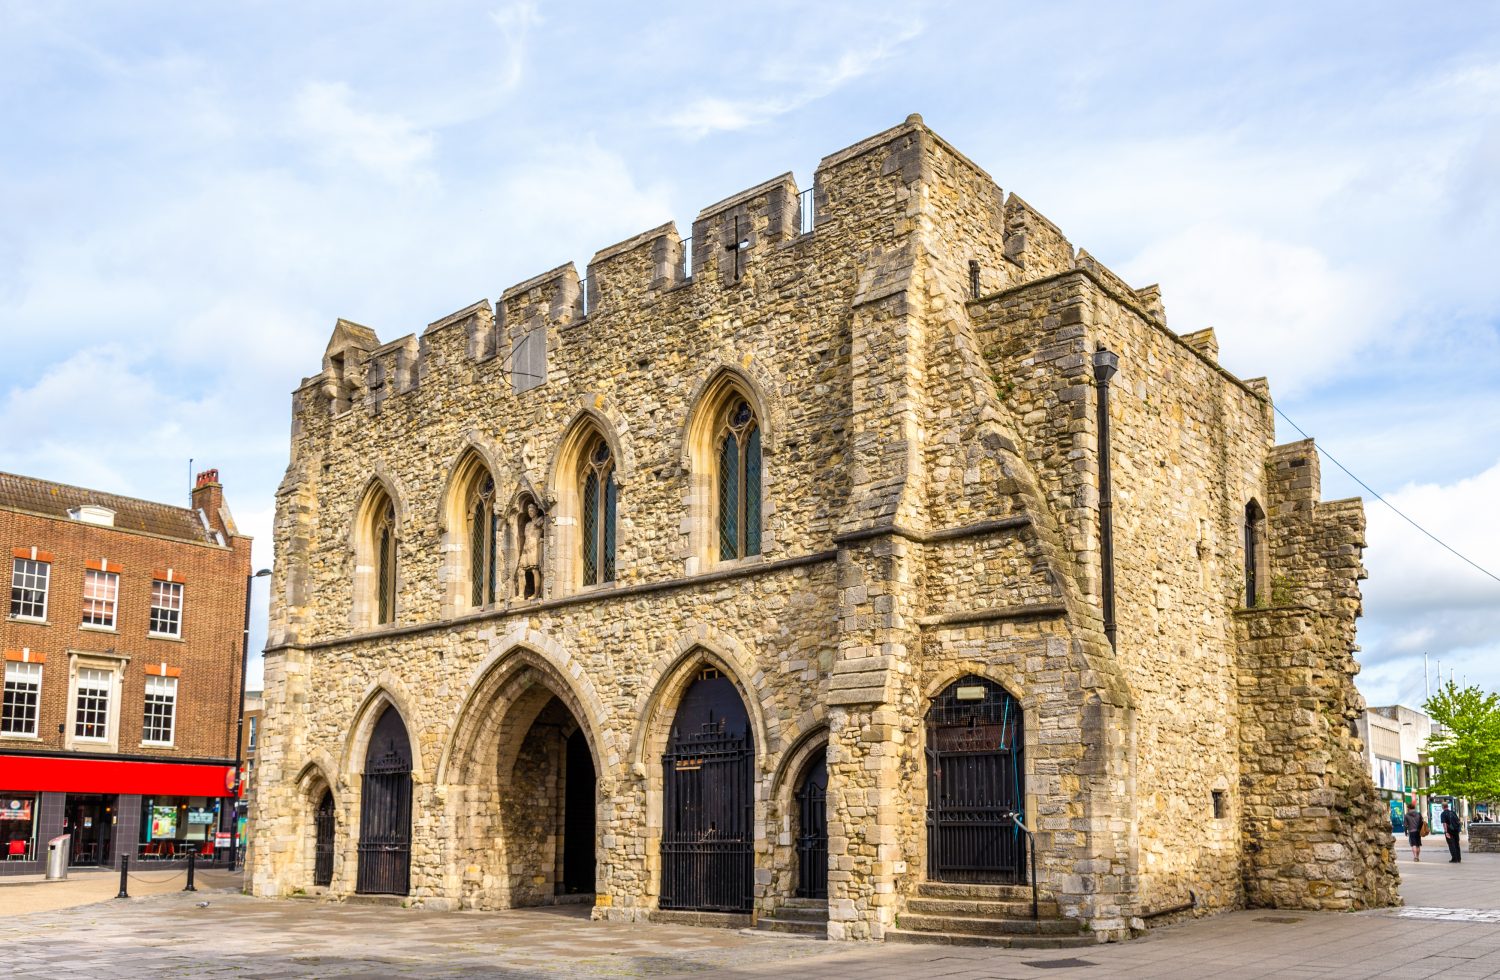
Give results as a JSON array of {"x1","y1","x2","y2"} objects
[
  {"x1": 116, "y1": 856, "x2": 129, "y2": 899},
  {"x1": 184, "y1": 850, "x2": 197, "y2": 892}
]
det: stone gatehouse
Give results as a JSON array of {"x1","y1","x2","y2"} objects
[{"x1": 250, "y1": 115, "x2": 1399, "y2": 942}]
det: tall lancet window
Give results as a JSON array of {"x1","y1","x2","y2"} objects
[
  {"x1": 717, "y1": 399, "x2": 762, "y2": 560},
  {"x1": 468, "y1": 475, "x2": 498, "y2": 607},
  {"x1": 581, "y1": 437, "x2": 617, "y2": 586},
  {"x1": 374, "y1": 499, "x2": 397, "y2": 625}
]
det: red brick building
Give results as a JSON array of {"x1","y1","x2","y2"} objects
[{"x1": 1, "y1": 469, "x2": 251, "y2": 874}]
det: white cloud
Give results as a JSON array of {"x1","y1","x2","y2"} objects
[
  {"x1": 491, "y1": 1, "x2": 542, "y2": 92},
  {"x1": 1120, "y1": 225, "x2": 1387, "y2": 395},
  {"x1": 660, "y1": 22, "x2": 924, "y2": 138},
  {"x1": 1354, "y1": 458, "x2": 1500, "y2": 704},
  {"x1": 291, "y1": 81, "x2": 435, "y2": 183}
]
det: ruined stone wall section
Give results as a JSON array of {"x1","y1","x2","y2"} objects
[
  {"x1": 1236, "y1": 441, "x2": 1398, "y2": 910},
  {"x1": 1086, "y1": 286, "x2": 1274, "y2": 916}
]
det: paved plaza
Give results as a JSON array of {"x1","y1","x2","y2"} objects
[{"x1": 1, "y1": 840, "x2": 1498, "y2": 978}]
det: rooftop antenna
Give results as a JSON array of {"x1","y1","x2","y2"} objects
[
  {"x1": 1425, "y1": 652, "x2": 1430, "y2": 701},
  {"x1": 187, "y1": 457, "x2": 193, "y2": 506}
]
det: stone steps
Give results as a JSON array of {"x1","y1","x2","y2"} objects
[
  {"x1": 915, "y1": 881, "x2": 1036, "y2": 901},
  {"x1": 755, "y1": 899, "x2": 828, "y2": 938},
  {"x1": 885, "y1": 929, "x2": 1096, "y2": 949},
  {"x1": 905, "y1": 896, "x2": 1060, "y2": 918},
  {"x1": 896, "y1": 912, "x2": 1081, "y2": 937}
]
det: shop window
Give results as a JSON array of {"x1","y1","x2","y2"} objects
[
  {"x1": 149, "y1": 580, "x2": 184, "y2": 637},
  {"x1": 139, "y1": 796, "x2": 221, "y2": 862},
  {"x1": 74, "y1": 667, "x2": 111, "y2": 740},
  {"x1": 142, "y1": 676, "x2": 177, "y2": 745},
  {"x1": 9, "y1": 558, "x2": 49, "y2": 621},
  {"x1": 1, "y1": 794, "x2": 38, "y2": 861},
  {"x1": 2, "y1": 662, "x2": 41, "y2": 736},
  {"x1": 82, "y1": 569, "x2": 119, "y2": 629}
]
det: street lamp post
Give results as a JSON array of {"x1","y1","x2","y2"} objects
[{"x1": 229, "y1": 567, "x2": 271, "y2": 873}]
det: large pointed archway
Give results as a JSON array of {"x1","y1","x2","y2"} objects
[
  {"x1": 441, "y1": 646, "x2": 606, "y2": 910},
  {"x1": 356, "y1": 706, "x2": 413, "y2": 895},
  {"x1": 660, "y1": 665, "x2": 755, "y2": 912}
]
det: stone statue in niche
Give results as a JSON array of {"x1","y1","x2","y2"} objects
[{"x1": 516, "y1": 498, "x2": 544, "y2": 600}]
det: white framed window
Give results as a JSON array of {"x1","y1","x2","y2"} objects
[
  {"x1": 2, "y1": 662, "x2": 42, "y2": 736},
  {"x1": 10, "y1": 559, "x2": 49, "y2": 621},
  {"x1": 142, "y1": 675, "x2": 177, "y2": 745},
  {"x1": 247, "y1": 715, "x2": 257, "y2": 751},
  {"x1": 74, "y1": 667, "x2": 112, "y2": 740},
  {"x1": 149, "y1": 580, "x2": 184, "y2": 637},
  {"x1": 82, "y1": 570, "x2": 119, "y2": 629}
]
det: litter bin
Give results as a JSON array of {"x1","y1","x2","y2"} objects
[{"x1": 46, "y1": 835, "x2": 70, "y2": 880}]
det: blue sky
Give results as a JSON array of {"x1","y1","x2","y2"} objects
[{"x1": 2, "y1": 1, "x2": 1498, "y2": 706}]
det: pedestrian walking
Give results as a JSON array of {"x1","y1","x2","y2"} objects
[
  {"x1": 1441, "y1": 802, "x2": 1463, "y2": 863},
  {"x1": 1403, "y1": 803, "x2": 1426, "y2": 861}
]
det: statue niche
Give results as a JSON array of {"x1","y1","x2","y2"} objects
[{"x1": 514, "y1": 494, "x2": 545, "y2": 600}]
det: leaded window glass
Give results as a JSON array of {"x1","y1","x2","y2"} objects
[
  {"x1": 468, "y1": 475, "x2": 498, "y2": 607},
  {"x1": 717, "y1": 400, "x2": 762, "y2": 560},
  {"x1": 376, "y1": 501, "x2": 396, "y2": 624},
  {"x1": 581, "y1": 437, "x2": 616, "y2": 586}
]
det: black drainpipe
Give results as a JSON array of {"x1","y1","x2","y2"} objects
[{"x1": 1092, "y1": 347, "x2": 1120, "y2": 649}]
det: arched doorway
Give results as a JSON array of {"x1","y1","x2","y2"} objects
[
  {"x1": 794, "y1": 751, "x2": 828, "y2": 900},
  {"x1": 561, "y1": 728, "x2": 597, "y2": 895},
  {"x1": 313, "y1": 790, "x2": 335, "y2": 887},
  {"x1": 357, "y1": 706, "x2": 413, "y2": 895},
  {"x1": 925, "y1": 675, "x2": 1025, "y2": 883},
  {"x1": 661, "y1": 666, "x2": 754, "y2": 912}
]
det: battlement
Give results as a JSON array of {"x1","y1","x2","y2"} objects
[{"x1": 293, "y1": 114, "x2": 1189, "y2": 421}]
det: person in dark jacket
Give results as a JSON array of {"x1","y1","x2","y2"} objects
[
  {"x1": 1441, "y1": 802, "x2": 1463, "y2": 863},
  {"x1": 1404, "y1": 803, "x2": 1427, "y2": 861}
]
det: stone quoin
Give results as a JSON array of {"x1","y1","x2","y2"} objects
[{"x1": 249, "y1": 115, "x2": 1399, "y2": 942}]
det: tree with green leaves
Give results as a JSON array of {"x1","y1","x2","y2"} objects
[{"x1": 1422, "y1": 680, "x2": 1500, "y2": 805}]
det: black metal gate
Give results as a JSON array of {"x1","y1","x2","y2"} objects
[
  {"x1": 661, "y1": 670, "x2": 754, "y2": 912},
  {"x1": 314, "y1": 790, "x2": 335, "y2": 887},
  {"x1": 357, "y1": 707, "x2": 413, "y2": 895},
  {"x1": 794, "y1": 752, "x2": 828, "y2": 899},
  {"x1": 926, "y1": 675, "x2": 1025, "y2": 883}
]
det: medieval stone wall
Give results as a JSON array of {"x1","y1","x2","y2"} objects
[{"x1": 252, "y1": 115, "x2": 1397, "y2": 942}]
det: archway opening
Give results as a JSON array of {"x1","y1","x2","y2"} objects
[
  {"x1": 357, "y1": 706, "x2": 412, "y2": 895},
  {"x1": 496, "y1": 694, "x2": 599, "y2": 905},
  {"x1": 314, "y1": 789, "x2": 335, "y2": 887},
  {"x1": 925, "y1": 675, "x2": 1026, "y2": 884},
  {"x1": 660, "y1": 666, "x2": 754, "y2": 912},
  {"x1": 793, "y1": 749, "x2": 828, "y2": 900}
]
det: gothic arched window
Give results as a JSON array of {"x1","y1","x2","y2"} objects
[
  {"x1": 580, "y1": 437, "x2": 617, "y2": 586},
  {"x1": 374, "y1": 499, "x2": 396, "y2": 624},
  {"x1": 467, "y1": 474, "x2": 499, "y2": 607},
  {"x1": 717, "y1": 399, "x2": 761, "y2": 560},
  {"x1": 1244, "y1": 499, "x2": 1266, "y2": 607}
]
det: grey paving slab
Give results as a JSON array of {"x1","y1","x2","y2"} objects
[{"x1": 0, "y1": 850, "x2": 1498, "y2": 978}]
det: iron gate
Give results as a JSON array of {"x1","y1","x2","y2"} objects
[
  {"x1": 357, "y1": 709, "x2": 413, "y2": 895},
  {"x1": 795, "y1": 754, "x2": 828, "y2": 900},
  {"x1": 661, "y1": 672, "x2": 754, "y2": 912},
  {"x1": 314, "y1": 790, "x2": 335, "y2": 887},
  {"x1": 925, "y1": 675, "x2": 1025, "y2": 883}
]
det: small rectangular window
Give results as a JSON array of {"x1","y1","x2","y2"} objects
[
  {"x1": 2, "y1": 662, "x2": 42, "y2": 736},
  {"x1": 1212, "y1": 790, "x2": 1227, "y2": 819},
  {"x1": 82, "y1": 570, "x2": 119, "y2": 628},
  {"x1": 149, "y1": 580, "x2": 184, "y2": 637},
  {"x1": 142, "y1": 675, "x2": 177, "y2": 744},
  {"x1": 74, "y1": 667, "x2": 111, "y2": 740},
  {"x1": 247, "y1": 716, "x2": 257, "y2": 750}
]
